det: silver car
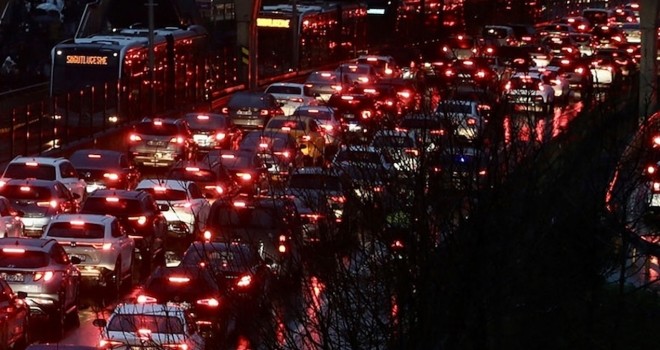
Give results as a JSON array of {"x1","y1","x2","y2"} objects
[{"x1": 0, "y1": 237, "x2": 81, "y2": 338}]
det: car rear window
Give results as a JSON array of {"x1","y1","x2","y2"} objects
[
  {"x1": 81, "y1": 197, "x2": 144, "y2": 215},
  {"x1": 107, "y1": 314, "x2": 184, "y2": 334},
  {"x1": 134, "y1": 122, "x2": 179, "y2": 136},
  {"x1": 46, "y1": 222, "x2": 105, "y2": 239},
  {"x1": 0, "y1": 185, "x2": 52, "y2": 200},
  {"x1": 0, "y1": 250, "x2": 49, "y2": 268},
  {"x1": 3, "y1": 163, "x2": 56, "y2": 181},
  {"x1": 69, "y1": 152, "x2": 120, "y2": 169},
  {"x1": 183, "y1": 114, "x2": 227, "y2": 129},
  {"x1": 266, "y1": 85, "x2": 302, "y2": 95},
  {"x1": 267, "y1": 119, "x2": 305, "y2": 131},
  {"x1": 139, "y1": 188, "x2": 187, "y2": 201},
  {"x1": 169, "y1": 168, "x2": 217, "y2": 182}
]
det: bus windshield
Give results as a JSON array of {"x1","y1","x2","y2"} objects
[{"x1": 50, "y1": 46, "x2": 121, "y2": 95}]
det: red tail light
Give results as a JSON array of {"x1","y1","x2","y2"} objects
[
  {"x1": 466, "y1": 118, "x2": 477, "y2": 126},
  {"x1": 236, "y1": 275, "x2": 252, "y2": 287},
  {"x1": 137, "y1": 295, "x2": 157, "y2": 303},
  {"x1": 215, "y1": 132, "x2": 226, "y2": 140},
  {"x1": 404, "y1": 148, "x2": 419, "y2": 156},
  {"x1": 170, "y1": 136, "x2": 184, "y2": 144},
  {"x1": 197, "y1": 298, "x2": 219, "y2": 307},
  {"x1": 236, "y1": 173, "x2": 252, "y2": 181},
  {"x1": 654, "y1": 182, "x2": 660, "y2": 192},
  {"x1": 278, "y1": 235, "x2": 287, "y2": 253},
  {"x1": 300, "y1": 135, "x2": 311, "y2": 142},
  {"x1": 361, "y1": 110, "x2": 372, "y2": 119},
  {"x1": 260, "y1": 110, "x2": 270, "y2": 116},
  {"x1": 129, "y1": 134, "x2": 142, "y2": 142},
  {"x1": 128, "y1": 216, "x2": 148, "y2": 225},
  {"x1": 221, "y1": 107, "x2": 229, "y2": 114},
  {"x1": 289, "y1": 97, "x2": 303, "y2": 103},
  {"x1": 103, "y1": 173, "x2": 119, "y2": 181},
  {"x1": 33, "y1": 271, "x2": 54, "y2": 282}
]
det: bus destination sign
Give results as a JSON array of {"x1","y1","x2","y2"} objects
[{"x1": 66, "y1": 55, "x2": 108, "y2": 65}]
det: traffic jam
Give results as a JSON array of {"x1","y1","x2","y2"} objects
[{"x1": 0, "y1": 1, "x2": 648, "y2": 348}]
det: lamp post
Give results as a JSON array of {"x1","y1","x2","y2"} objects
[{"x1": 148, "y1": 0, "x2": 156, "y2": 115}]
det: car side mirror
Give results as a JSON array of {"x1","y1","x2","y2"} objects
[
  {"x1": 157, "y1": 204, "x2": 170, "y2": 212},
  {"x1": 93, "y1": 319, "x2": 107, "y2": 328}
]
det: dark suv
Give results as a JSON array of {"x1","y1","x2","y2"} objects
[
  {"x1": 221, "y1": 91, "x2": 284, "y2": 130},
  {"x1": 203, "y1": 195, "x2": 303, "y2": 280},
  {"x1": 128, "y1": 118, "x2": 197, "y2": 168},
  {"x1": 79, "y1": 189, "x2": 167, "y2": 278}
]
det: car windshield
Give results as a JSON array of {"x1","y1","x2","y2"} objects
[
  {"x1": 0, "y1": 250, "x2": 49, "y2": 268},
  {"x1": 0, "y1": 185, "x2": 52, "y2": 200},
  {"x1": 134, "y1": 122, "x2": 179, "y2": 136},
  {"x1": 46, "y1": 222, "x2": 105, "y2": 239},
  {"x1": 218, "y1": 155, "x2": 252, "y2": 169},
  {"x1": 107, "y1": 314, "x2": 184, "y2": 334},
  {"x1": 184, "y1": 115, "x2": 226, "y2": 129},
  {"x1": 140, "y1": 188, "x2": 187, "y2": 201},
  {"x1": 81, "y1": 197, "x2": 143, "y2": 216},
  {"x1": 3, "y1": 163, "x2": 56, "y2": 181},
  {"x1": 289, "y1": 174, "x2": 342, "y2": 191}
]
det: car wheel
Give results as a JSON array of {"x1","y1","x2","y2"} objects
[
  {"x1": 49, "y1": 298, "x2": 66, "y2": 341},
  {"x1": 108, "y1": 258, "x2": 122, "y2": 298}
]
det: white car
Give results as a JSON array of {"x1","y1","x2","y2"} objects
[
  {"x1": 42, "y1": 213, "x2": 135, "y2": 294},
  {"x1": 0, "y1": 196, "x2": 23, "y2": 238},
  {"x1": 1, "y1": 156, "x2": 87, "y2": 203},
  {"x1": 590, "y1": 57, "x2": 616, "y2": 87},
  {"x1": 503, "y1": 72, "x2": 555, "y2": 114},
  {"x1": 135, "y1": 179, "x2": 210, "y2": 237},
  {"x1": 436, "y1": 99, "x2": 490, "y2": 141},
  {"x1": 93, "y1": 303, "x2": 205, "y2": 350},
  {"x1": 264, "y1": 82, "x2": 318, "y2": 116},
  {"x1": 537, "y1": 66, "x2": 570, "y2": 103},
  {"x1": 292, "y1": 105, "x2": 341, "y2": 145}
]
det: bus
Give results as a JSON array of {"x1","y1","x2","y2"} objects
[
  {"x1": 257, "y1": 1, "x2": 368, "y2": 78},
  {"x1": 50, "y1": 25, "x2": 208, "y2": 122}
]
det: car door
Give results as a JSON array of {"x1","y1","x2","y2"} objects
[
  {"x1": 0, "y1": 279, "x2": 19, "y2": 345},
  {"x1": 187, "y1": 183, "x2": 209, "y2": 231},
  {"x1": 54, "y1": 182, "x2": 77, "y2": 213},
  {"x1": 51, "y1": 244, "x2": 79, "y2": 309},
  {"x1": 111, "y1": 219, "x2": 134, "y2": 275},
  {"x1": 58, "y1": 161, "x2": 86, "y2": 202}
]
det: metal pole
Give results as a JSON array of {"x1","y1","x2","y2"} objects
[
  {"x1": 148, "y1": 0, "x2": 156, "y2": 115},
  {"x1": 638, "y1": 0, "x2": 658, "y2": 124},
  {"x1": 292, "y1": 0, "x2": 299, "y2": 71}
]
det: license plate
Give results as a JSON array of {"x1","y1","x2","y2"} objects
[
  {"x1": 147, "y1": 141, "x2": 166, "y2": 147},
  {"x1": 236, "y1": 110, "x2": 251, "y2": 115},
  {"x1": 70, "y1": 254, "x2": 86, "y2": 262},
  {"x1": 344, "y1": 114, "x2": 355, "y2": 119},
  {"x1": 0, "y1": 273, "x2": 24, "y2": 282}
]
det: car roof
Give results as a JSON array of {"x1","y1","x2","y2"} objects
[
  {"x1": 8, "y1": 156, "x2": 67, "y2": 165},
  {"x1": 0, "y1": 178, "x2": 62, "y2": 187},
  {"x1": 70, "y1": 149, "x2": 124, "y2": 158}
]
